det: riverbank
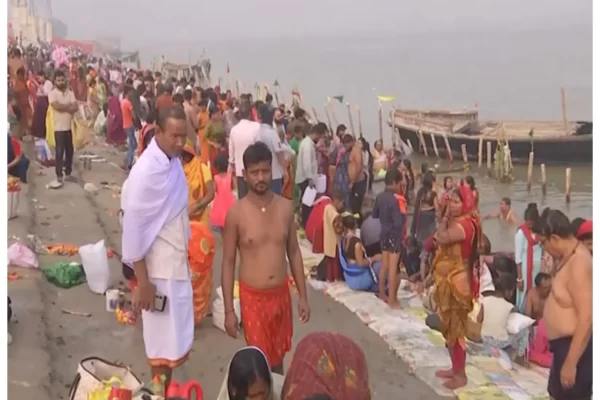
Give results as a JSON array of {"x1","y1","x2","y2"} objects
[{"x1": 7, "y1": 141, "x2": 442, "y2": 399}]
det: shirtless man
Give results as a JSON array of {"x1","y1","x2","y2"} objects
[
  {"x1": 533, "y1": 208, "x2": 592, "y2": 400},
  {"x1": 483, "y1": 197, "x2": 519, "y2": 225},
  {"x1": 524, "y1": 272, "x2": 551, "y2": 321},
  {"x1": 222, "y1": 141, "x2": 310, "y2": 374}
]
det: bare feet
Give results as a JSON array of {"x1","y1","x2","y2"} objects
[
  {"x1": 378, "y1": 292, "x2": 388, "y2": 302},
  {"x1": 387, "y1": 300, "x2": 403, "y2": 309},
  {"x1": 435, "y1": 369, "x2": 454, "y2": 379},
  {"x1": 442, "y1": 375, "x2": 467, "y2": 390}
]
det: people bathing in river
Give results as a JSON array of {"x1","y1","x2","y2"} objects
[
  {"x1": 371, "y1": 139, "x2": 387, "y2": 175},
  {"x1": 483, "y1": 197, "x2": 519, "y2": 225}
]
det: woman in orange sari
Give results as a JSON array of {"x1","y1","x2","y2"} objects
[
  {"x1": 431, "y1": 184, "x2": 481, "y2": 390},
  {"x1": 181, "y1": 143, "x2": 217, "y2": 325},
  {"x1": 13, "y1": 67, "x2": 32, "y2": 138}
]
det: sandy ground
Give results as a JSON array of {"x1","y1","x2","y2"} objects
[{"x1": 7, "y1": 142, "x2": 444, "y2": 400}]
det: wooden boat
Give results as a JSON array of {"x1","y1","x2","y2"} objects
[{"x1": 391, "y1": 108, "x2": 593, "y2": 164}]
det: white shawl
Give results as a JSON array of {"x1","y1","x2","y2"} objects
[{"x1": 121, "y1": 138, "x2": 189, "y2": 265}]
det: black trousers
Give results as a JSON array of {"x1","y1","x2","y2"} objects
[
  {"x1": 55, "y1": 130, "x2": 74, "y2": 179},
  {"x1": 351, "y1": 179, "x2": 367, "y2": 225},
  {"x1": 298, "y1": 180, "x2": 311, "y2": 229}
]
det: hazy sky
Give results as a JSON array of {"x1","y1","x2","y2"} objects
[{"x1": 46, "y1": 0, "x2": 591, "y2": 45}]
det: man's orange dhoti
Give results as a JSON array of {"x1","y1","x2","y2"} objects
[{"x1": 239, "y1": 280, "x2": 293, "y2": 367}]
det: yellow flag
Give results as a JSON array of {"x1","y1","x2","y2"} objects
[{"x1": 377, "y1": 95, "x2": 396, "y2": 102}]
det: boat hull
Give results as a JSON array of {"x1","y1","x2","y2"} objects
[{"x1": 395, "y1": 126, "x2": 593, "y2": 165}]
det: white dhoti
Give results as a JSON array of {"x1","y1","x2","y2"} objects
[{"x1": 142, "y1": 278, "x2": 194, "y2": 368}]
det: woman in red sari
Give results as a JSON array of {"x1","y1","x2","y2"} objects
[{"x1": 431, "y1": 183, "x2": 481, "y2": 389}]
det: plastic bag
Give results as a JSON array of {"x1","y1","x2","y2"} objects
[
  {"x1": 43, "y1": 262, "x2": 86, "y2": 288},
  {"x1": 34, "y1": 138, "x2": 54, "y2": 162},
  {"x1": 93, "y1": 111, "x2": 107, "y2": 135},
  {"x1": 78, "y1": 240, "x2": 111, "y2": 294},
  {"x1": 7, "y1": 242, "x2": 39, "y2": 268}
]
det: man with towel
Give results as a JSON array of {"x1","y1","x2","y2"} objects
[{"x1": 121, "y1": 105, "x2": 192, "y2": 388}]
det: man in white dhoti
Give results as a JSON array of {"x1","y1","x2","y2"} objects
[{"x1": 121, "y1": 105, "x2": 192, "y2": 387}]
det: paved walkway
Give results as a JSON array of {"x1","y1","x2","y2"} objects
[{"x1": 8, "y1": 141, "x2": 442, "y2": 399}]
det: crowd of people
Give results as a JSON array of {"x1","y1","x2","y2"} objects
[{"x1": 7, "y1": 44, "x2": 593, "y2": 400}]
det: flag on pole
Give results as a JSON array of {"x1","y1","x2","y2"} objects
[
  {"x1": 327, "y1": 95, "x2": 344, "y2": 103},
  {"x1": 291, "y1": 88, "x2": 302, "y2": 103},
  {"x1": 377, "y1": 95, "x2": 396, "y2": 102},
  {"x1": 226, "y1": 62, "x2": 230, "y2": 74}
]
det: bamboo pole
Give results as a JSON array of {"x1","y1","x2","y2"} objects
[
  {"x1": 357, "y1": 105, "x2": 363, "y2": 137},
  {"x1": 377, "y1": 104, "x2": 384, "y2": 143},
  {"x1": 461, "y1": 144, "x2": 469, "y2": 170},
  {"x1": 486, "y1": 141, "x2": 492, "y2": 172},
  {"x1": 443, "y1": 134, "x2": 453, "y2": 164},
  {"x1": 328, "y1": 101, "x2": 339, "y2": 129},
  {"x1": 541, "y1": 164, "x2": 547, "y2": 196},
  {"x1": 390, "y1": 108, "x2": 397, "y2": 149},
  {"x1": 418, "y1": 130, "x2": 428, "y2": 156},
  {"x1": 527, "y1": 152, "x2": 534, "y2": 192},
  {"x1": 324, "y1": 105, "x2": 334, "y2": 135},
  {"x1": 565, "y1": 168, "x2": 572, "y2": 204},
  {"x1": 235, "y1": 80, "x2": 240, "y2": 99},
  {"x1": 312, "y1": 106, "x2": 320, "y2": 123},
  {"x1": 346, "y1": 103, "x2": 356, "y2": 137},
  {"x1": 478, "y1": 137, "x2": 483, "y2": 168},
  {"x1": 407, "y1": 139, "x2": 414, "y2": 152},
  {"x1": 274, "y1": 92, "x2": 281, "y2": 106},
  {"x1": 561, "y1": 87, "x2": 568, "y2": 135},
  {"x1": 431, "y1": 133, "x2": 440, "y2": 159}
]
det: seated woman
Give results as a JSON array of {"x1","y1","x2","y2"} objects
[
  {"x1": 306, "y1": 190, "x2": 346, "y2": 282},
  {"x1": 217, "y1": 346, "x2": 283, "y2": 400},
  {"x1": 282, "y1": 332, "x2": 371, "y2": 400},
  {"x1": 339, "y1": 213, "x2": 382, "y2": 292},
  {"x1": 8, "y1": 134, "x2": 29, "y2": 183}
]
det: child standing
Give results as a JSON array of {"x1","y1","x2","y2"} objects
[
  {"x1": 210, "y1": 154, "x2": 236, "y2": 238},
  {"x1": 372, "y1": 169, "x2": 406, "y2": 308}
]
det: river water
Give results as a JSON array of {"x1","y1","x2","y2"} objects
[{"x1": 372, "y1": 155, "x2": 592, "y2": 252}]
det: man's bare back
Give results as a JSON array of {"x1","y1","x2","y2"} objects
[
  {"x1": 544, "y1": 244, "x2": 592, "y2": 340},
  {"x1": 229, "y1": 194, "x2": 294, "y2": 289}
]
